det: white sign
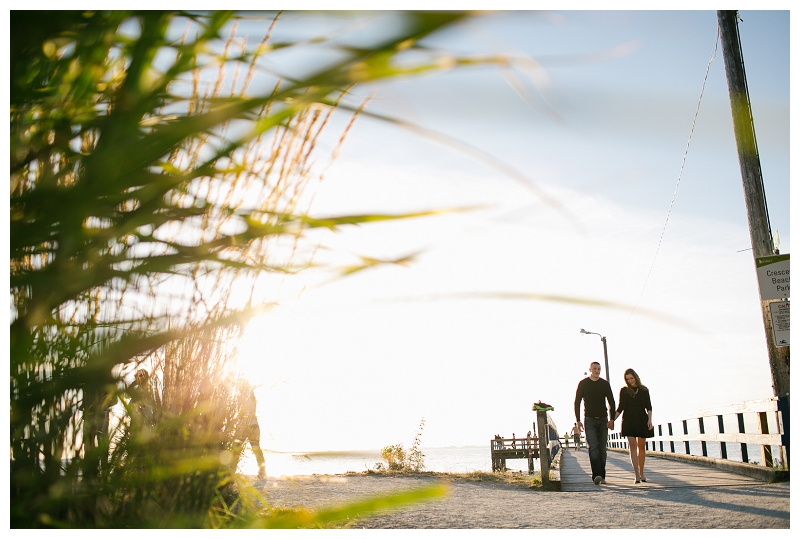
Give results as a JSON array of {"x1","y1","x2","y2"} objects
[
  {"x1": 769, "y1": 301, "x2": 790, "y2": 347},
  {"x1": 755, "y1": 254, "x2": 789, "y2": 301}
]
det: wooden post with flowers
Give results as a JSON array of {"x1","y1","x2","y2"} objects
[{"x1": 536, "y1": 410, "x2": 551, "y2": 486}]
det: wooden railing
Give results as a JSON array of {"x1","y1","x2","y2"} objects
[
  {"x1": 560, "y1": 434, "x2": 584, "y2": 449},
  {"x1": 489, "y1": 410, "x2": 561, "y2": 486},
  {"x1": 607, "y1": 396, "x2": 789, "y2": 469},
  {"x1": 491, "y1": 435, "x2": 539, "y2": 452},
  {"x1": 490, "y1": 435, "x2": 539, "y2": 474}
]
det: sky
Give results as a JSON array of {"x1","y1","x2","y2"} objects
[
  {"x1": 229, "y1": 9, "x2": 795, "y2": 453},
  {"x1": 232, "y1": 9, "x2": 792, "y2": 453},
  {"x1": 12, "y1": 7, "x2": 785, "y2": 455}
]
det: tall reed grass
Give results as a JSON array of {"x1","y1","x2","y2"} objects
[{"x1": 10, "y1": 10, "x2": 490, "y2": 527}]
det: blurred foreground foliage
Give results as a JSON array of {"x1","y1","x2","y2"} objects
[{"x1": 9, "y1": 10, "x2": 477, "y2": 527}]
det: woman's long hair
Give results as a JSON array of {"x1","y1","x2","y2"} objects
[{"x1": 624, "y1": 368, "x2": 647, "y2": 395}]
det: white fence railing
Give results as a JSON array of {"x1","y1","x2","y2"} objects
[{"x1": 607, "y1": 396, "x2": 789, "y2": 469}]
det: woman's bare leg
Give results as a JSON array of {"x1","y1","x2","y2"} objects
[
  {"x1": 627, "y1": 436, "x2": 641, "y2": 480},
  {"x1": 638, "y1": 438, "x2": 647, "y2": 480}
]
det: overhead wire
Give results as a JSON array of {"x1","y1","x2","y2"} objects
[{"x1": 627, "y1": 26, "x2": 720, "y2": 323}]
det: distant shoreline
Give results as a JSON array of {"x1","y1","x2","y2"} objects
[
  {"x1": 247, "y1": 445, "x2": 529, "y2": 477},
  {"x1": 264, "y1": 444, "x2": 488, "y2": 456}
]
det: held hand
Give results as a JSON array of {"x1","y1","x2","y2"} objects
[{"x1": 607, "y1": 420, "x2": 614, "y2": 429}]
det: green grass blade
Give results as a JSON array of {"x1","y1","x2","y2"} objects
[{"x1": 254, "y1": 483, "x2": 449, "y2": 528}]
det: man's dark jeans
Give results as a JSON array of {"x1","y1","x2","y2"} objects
[{"x1": 584, "y1": 416, "x2": 608, "y2": 479}]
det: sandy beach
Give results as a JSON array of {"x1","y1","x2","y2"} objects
[{"x1": 252, "y1": 472, "x2": 789, "y2": 529}]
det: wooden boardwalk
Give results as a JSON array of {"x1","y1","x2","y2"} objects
[{"x1": 560, "y1": 447, "x2": 767, "y2": 492}]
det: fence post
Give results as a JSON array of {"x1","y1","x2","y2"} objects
[
  {"x1": 668, "y1": 423, "x2": 675, "y2": 453},
  {"x1": 699, "y1": 417, "x2": 708, "y2": 457},
  {"x1": 759, "y1": 411, "x2": 773, "y2": 467},
  {"x1": 737, "y1": 413, "x2": 749, "y2": 463},
  {"x1": 536, "y1": 410, "x2": 550, "y2": 487},
  {"x1": 528, "y1": 434, "x2": 535, "y2": 474},
  {"x1": 718, "y1": 415, "x2": 728, "y2": 460},
  {"x1": 683, "y1": 420, "x2": 690, "y2": 455}
]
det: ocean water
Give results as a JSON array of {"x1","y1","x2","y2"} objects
[
  {"x1": 652, "y1": 441, "x2": 783, "y2": 467},
  {"x1": 238, "y1": 445, "x2": 539, "y2": 477},
  {"x1": 239, "y1": 440, "x2": 780, "y2": 477}
]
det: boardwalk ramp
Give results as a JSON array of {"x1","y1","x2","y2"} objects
[{"x1": 560, "y1": 447, "x2": 768, "y2": 492}]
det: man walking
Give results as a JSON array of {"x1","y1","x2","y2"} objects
[
  {"x1": 240, "y1": 382, "x2": 267, "y2": 479},
  {"x1": 571, "y1": 422, "x2": 582, "y2": 450},
  {"x1": 574, "y1": 361, "x2": 615, "y2": 485}
]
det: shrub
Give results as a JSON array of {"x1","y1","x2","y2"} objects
[
  {"x1": 380, "y1": 444, "x2": 408, "y2": 471},
  {"x1": 377, "y1": 418, "x2": 426, "y2": 472}
]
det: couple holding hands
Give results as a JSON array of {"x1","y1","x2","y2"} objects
[{"x1": 574, "y1": 362, "x2": 653, "y2": 485}]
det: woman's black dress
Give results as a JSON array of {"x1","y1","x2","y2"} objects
[{"x1": 616, "y1": 387, "x2": 653, "y2": 438}]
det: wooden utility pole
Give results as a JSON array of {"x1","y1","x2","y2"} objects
[{"x1": 717, "y1": 11, "x2": 789, "y2": 397}]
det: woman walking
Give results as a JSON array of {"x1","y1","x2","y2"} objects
[{"x1": 613, "y1": 368, "x2": 653, "y2": 484}]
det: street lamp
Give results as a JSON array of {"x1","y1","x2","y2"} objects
[{"x1": 580, "y1": 328, "x2": 610, "y2": 382}]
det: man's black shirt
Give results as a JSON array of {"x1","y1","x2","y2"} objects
[{"x1": 574, "y1": 377, "x2": 616, "y2": 421}]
